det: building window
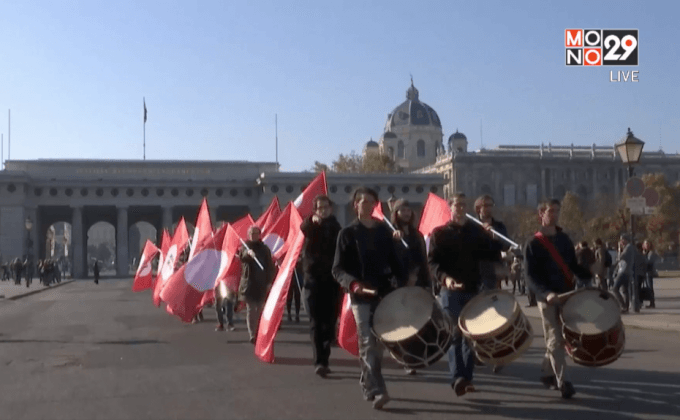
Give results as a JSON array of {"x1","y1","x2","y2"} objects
[
  {"x1": 111, "y1": 188, "x2": 119, "y2": 197},
  {"x1": 397, "y1": 141, "x2": 405, "y2": 159},
  {"x1": 200, "y1": 188, "x2": 208, "y2": 197},
  {"x1": 417, "y1": 140, "x2": 426, "y2": 157}
]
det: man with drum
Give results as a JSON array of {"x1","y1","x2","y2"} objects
[
  {"x1": 428, "y1": 192, "x2": 501, "y2": 397},
  {"x1": 332, "y1": 187, "x2": 405, "y2": 410},
  {"x1": 300, "y1": 195, "x2": 342, "y2": 378},
  {"x1": 524, "y1": 199, "x2": 591, "y2": 399}
]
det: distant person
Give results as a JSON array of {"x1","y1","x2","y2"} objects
[
  {"x1": 642, "y1": 240, "x2": 661, "y2": 309},
  {"x1": 575, "y1": 241, "x2": 595, "y2": 288},
  {"x1": 93, "y1": 261, "x2": 100, "y2": 285},
  {"x1": 474, "y1": 195, "x2": 510, "y2": 291}
]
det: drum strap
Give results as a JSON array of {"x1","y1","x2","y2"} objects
[{"x1": 534, "y1": 231, "x2": 574, "y2": 289}]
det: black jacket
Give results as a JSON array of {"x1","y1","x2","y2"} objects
[
  {"x1": 238, "y1": 240, "x2": 276, "y2": 302},
  {"x1": 332, "y1": 219, "x2": 406, "y2": 303},
  {"x1": 300, "y1": 215, "x2": 342, "y2": 285},
  {"x1": 428, "y1": 220, "x2": 500, "y2": 293},
  {"x1": 524, "y1": 227, "x2": 592, "y2": 301},
  {"x1": 394, "y1": 227, "x2": 431, "y2": 291}
]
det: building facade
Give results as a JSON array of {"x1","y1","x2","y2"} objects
[{"x1": 0, "y1": 160, "x2": 444, "y2": 278}]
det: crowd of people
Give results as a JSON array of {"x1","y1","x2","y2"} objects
[
  {"x1": 0, "y1": 256, "x2": 68, "y2": 287},
  {"x1": 159, "y1": 187, "x2": 663, "y2": 410}
]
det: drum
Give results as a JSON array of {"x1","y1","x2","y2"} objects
[
  {"x1": 560, "y1": 288, "x2": 625, "y2": 367},
  {"x1": 372, "y1": 287, "x2": 453, "y2": 369},
  {"x1": 459, "y1": 290, "x2": 533, "y2": 366}
]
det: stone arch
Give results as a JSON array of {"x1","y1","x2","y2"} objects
[
  {"x1": 87, "y1": 221, "x2": 116, "y2": 275},
  {"x1": 129, "y1": 221, "x2": 157, "y2": 269},
  {"x1": 417, "y1": 140, "x2": 426, "y2": 157}
]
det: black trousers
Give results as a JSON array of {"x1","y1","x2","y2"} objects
[{"x1": 304, "y1": 279, "x2": 340, "y2": 368}]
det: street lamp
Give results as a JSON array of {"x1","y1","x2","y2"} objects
[
  {"x1": 615, "y1": 127, "x2": 644, "y2": 312},
  {"x1": 24, "y1": 217, "x2": 33, "y2": 258}
]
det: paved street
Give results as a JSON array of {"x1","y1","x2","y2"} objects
[{"x1": 1, "y1": 279, "x2": 679, "y2": 420}]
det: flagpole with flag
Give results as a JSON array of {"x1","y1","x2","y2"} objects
[{"x1": 143, "y1": 98, "x2": 147, "y2": 160}]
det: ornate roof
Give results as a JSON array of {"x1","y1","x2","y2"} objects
[{"x1": 384, "y1": 81, "x2": 442, "y2": 131}]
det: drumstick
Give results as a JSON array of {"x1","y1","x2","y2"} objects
[
  {"x1": 363, "y1": 288, "x2": 377, "y2": 296},
  {"x1": 465, "y1": 214, "x2": 519, "y2": 248}
]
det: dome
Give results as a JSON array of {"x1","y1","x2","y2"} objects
[
  {"x1": 449, "y1": 130, "x2": 467, "y2": 141},
  {"x1": 383, "y1": 131, "x2": 397, "y2": 139},
  {"x1": 366, "y1": 140, "x2": 379, "y2": 148},
  {"x1": 384, "y1": 81, "x2": 442, "y2": 131}
]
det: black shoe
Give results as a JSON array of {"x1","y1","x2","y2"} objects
[
  {"x1": 452, "y1": 377, "x2": 472, "y2": 397},
  {"x1": 250, "y1": 337, "x2": 256, "y2": 344},
  {"x1": 492, "y1": 365, "x2": 504, "y2": 374},
  {"x1": 227, "y1": 323, "x2": 236, "y2": 331},
  {"x1": 540, "y1": 375, "x2": 558, "y2": 390},
  {"x1": 646, "y1": 303, "x2": 656, "y2": 308},
  {"x1": 560, "y1": 381, "x2": 576, "y2": 399},
  {"x1": 295, "y1": 315, "x2": 300, "y2": 323},
  {"x1": 315, "y1": 365, "x2": 331, "y2": 378},
  {"x1": 287, "y1": 314, "x2": 293, "y2": 322}
]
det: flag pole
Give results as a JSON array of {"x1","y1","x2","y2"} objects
[
  {"x1": 7, "y1": 109, "x2": 10, "y2": 161},
  {"x1": 143, "y1": 98, "x2": 146, "y2": 160},
  {"x1": 275, "y1": 114, "x2": 278, "y2": 170},
  {"x1": 238, "y1": 237, "x2": 265, "y2": 270}
]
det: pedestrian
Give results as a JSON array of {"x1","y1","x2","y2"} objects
[
  {"x1": 575, "y1": 241, "x2": 595, "y2": 288},
  {"x1": 300, "y1": 194, "x2": 342, "y2": 378},
  {"x1": 238, "y1": 226, "x2": 276, "y2": 344},
  {"x1": 286, "y1": 259, "x2": 302, "y2": 323},
  {"x1": 215, "y1": 282, "x2": 236, "y2": 332},
  {"x1": 612, "y1": 234, "x2": 638, "y2": 313},
  {"x1": 524, "y1": 199, "x2": 592, "y2": 399},
  {"x1": 93, "y1": 261, "x2": 100, "y2": 285},
  {"x1": 390, "y1": 198, "x2": 431, "y2": 375},
  {"x1": 642, "y1": 240, "x2": 661, "y2": 309},
  {"x1": 332, "y1": 187, "x2": 406, "y2": 410},
  {"x1": 593, "y1": 238, "x2": 612, "y2": 290},
  {"x1": 474, "y1": 194, "x2": 510, "y2": 291},
  {"x1": 428, "y1": 192, "x2": 501, "y2": 397}
]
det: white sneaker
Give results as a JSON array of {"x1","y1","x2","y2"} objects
[{"x1": 372, "y1": 393, "x2": 390, "y2": 410}]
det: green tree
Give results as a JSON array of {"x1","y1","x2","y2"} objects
[
  {"x1": 314, "y1": 150, "x2": 401, "y2": 174},
  {"x1": 311, "y1": 161, "x2": 329, "y2": 173}
]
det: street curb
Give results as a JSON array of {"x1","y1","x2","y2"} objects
[
  {"x1": 4, "y1": 280, "x2": 75, "y2": 301},
  {"x1": 524, "y1": 310, "x2": 680, "y2": 333}
]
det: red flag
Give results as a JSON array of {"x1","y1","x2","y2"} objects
[
  {"x1": 293, "y1": 171, "x2": 327, "y2": 219},
  {"x1": 337, "y1": 293, "x2": 359, "y2": 357},
  {"x1": 372, "y1": 201, "x2": 385, "y2": 220},
  {"x1": 232, "y1": 214, "x2": 255, "y2": 239},
  {"x1": 153, "y1": 218, "x2": 189, "y2": 307},
  {"x1": 255, "y1": 209, "x2": 305, "y2": 363},
  {"x1": 189, "y1": 198, "x2": 213, "y2": 261},
  {"x1": 153, "y1": 230, "x2": 170, "y2": 294},
  {"x1": 273, "y1": 203, "x2": 303, "y2": 262},
  {"x1": 161, "y1": 226, "x2": 229, "y2": 322},
  {"x1": 132, "y1": 240, "x2": 159, "y2": 292},
  {"x1": 256, "y1": 196, "x2": 281, "y2": 233},
  {"x1": 263, "y1": 203, "x2": 292, "y2": 257},
  {"x1": 217, "y1": 223, "x2": 245, "y2": 293},
  {"x1": 418, "y1": 193, "x2": 451, "y2": 253}
]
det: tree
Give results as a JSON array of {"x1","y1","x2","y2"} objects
[
  {"x1": 332, "y1": 152, "x2": 363, "y2": 173},
  {"x1": 559, "y1": 191, "x2": 585, "y2": 242},
  {"x1": 311, "y1": 161, "x2": 329, "y2": 173},
  {"x1": 313, "y1": 150, "x2": 401, "y2": 174},
  {"x1": 362, "y1": 152, "x2": 400, "y2": 174}
]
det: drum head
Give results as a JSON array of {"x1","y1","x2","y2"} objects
[
  {"x1": 373, "y1": 287, "x2": 435, "y2": 343},
  {"x1": 460, "y1": 291, "x2": 517, "y2": 337},
  {"x1": 561, "y1": 289, "x2": 620, "y2": 335}
]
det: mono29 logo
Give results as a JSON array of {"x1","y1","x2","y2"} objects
[{"x1": 565, "y1": 29, "x2": 638, "y2": 66}]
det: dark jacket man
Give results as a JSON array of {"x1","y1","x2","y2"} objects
[
  {"x1": 301, "y1": 214, "x2": 342, "y2": 285},
  {"x1": 238, "y1": 240, "x2": 276, "y2": 303}
]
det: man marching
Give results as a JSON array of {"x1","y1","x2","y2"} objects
[
  {"x1": 428, "y1": 193, "x2": 500, "y2": 397},
  {"x1": 524, "y1": 199, "x2": 592, "y2": 399},
  {"x1": 332, "y1": 187, "x2": 405, "y2": 410},
  {"x1": 300, "y1": 195, "x2": 342, "y2": 378}
]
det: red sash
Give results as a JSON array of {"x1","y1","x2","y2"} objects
[{"x1": 534, "y1": 231, "x2": 574, "y2": 289}]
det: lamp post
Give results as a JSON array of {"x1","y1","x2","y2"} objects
[{"x1": 615, "y1": 127, "x2": 644, "y2": 312}]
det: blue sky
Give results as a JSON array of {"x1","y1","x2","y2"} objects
[{"x1": 1, "y1": 0, "x2": 677, "y2": 172}]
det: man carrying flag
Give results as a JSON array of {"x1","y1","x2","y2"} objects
[
  {"x1": 300, "y1": 194, "x2": 342, "y2": 378},
  {"x1": 238, "y1": 226, "x2": 276, "y2": 343}
]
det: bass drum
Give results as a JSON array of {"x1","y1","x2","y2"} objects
[
  {"x1": 372, "y1": 287, "x2": 453, "y2": 369},
  {"x1": 560, "y1": 288, "x2": 625, "y2": 367},
  {"x1": 459, "y1": 290, "x2": 533, "y2": 366}
]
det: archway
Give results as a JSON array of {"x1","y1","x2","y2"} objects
[
  {"x1": 87, "y1": 221, "x2": 116, "y2": 276},
  {"x1": 129, "y1": 221, "x2": 157, "y2": 271}
]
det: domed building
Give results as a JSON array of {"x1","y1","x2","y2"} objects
[
  {"x1": 448, "y1": 130, "x2": 468, "y2": 154},
  {"x1": 379, "y1": 81, "x2": 445, "y2": 170}
]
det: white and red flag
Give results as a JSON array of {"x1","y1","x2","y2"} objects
[
  {"x1": 372, "y1": 201, "x2": 385, "y2": 220},
  {"x1": 273, "y1": 203, "x2": 303, "y2": 262},
  {"x1": 256, "y1": 196, "x2": 281, "y2": 233},
  {"x1": 132, "y1": 240, "x2": 159, "y2": 292},
  {"x1": 232, "y1": 214, "x2": 255, "y2": 239},
  {"x1": 262, "y1": 202, "x2": 292, "y2": 257},
  {"x1": 152, "y1": 230, "x2": 170, "y2": 297},
  {"x1": 293, "y1": 171, "x2": 327, "y2": 219},
  {"x1": 255, "y1": 207, "x2": 306, "y2": 363},
  {"x1": 198, "y1": 223, "x2": 229, "y2": 309},
  {"x1": 217, "y1": 223, "x2": 245, "y2": 293},
  {"x1": 153, "y1": 218, "x2": 189, "y2": 307},
  {"x1": 337, "y1": 293, "x2": 359, "y2": 357},
  {"x1": 418, "y1": 193, "x2": 451, "y2": 253},
  {"x1": 188, "y1": 198, "x2": 213, "y2": 261},
  {"x1": 161, "y1": 226, "x2": 229, "y2": 322}
]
